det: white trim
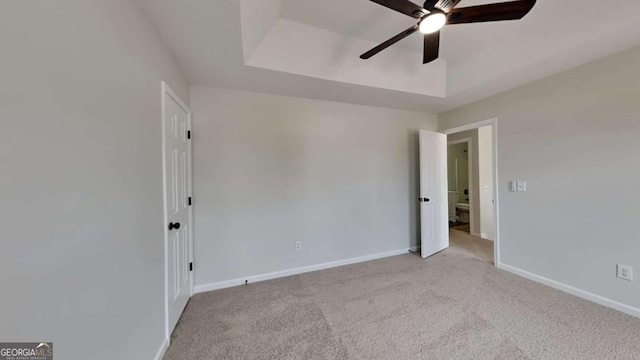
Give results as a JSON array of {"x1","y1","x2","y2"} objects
[
  {"x1": 187, "y1": 97, "x2": 194, "y2": 299},
  {"x1": 160, "y1": 82, "x2": 169, "y2": 342},
  {"x1": 161, "y1": 81, "x2": 194, "y2": 341},
  {"x1": 442, "y1": 118, "x2": 499, "y2": 266},
  {"x1": 153, "y1": 337, "x2": 169, "y2": 360},
  {"x1": 442, "y1": 118, "x2": 496, "y2": 134},
  {"x1": 447, "y1": 138, "x2": 471, "y2": 146},
  {"x1": 498, "y1": 262, "x2": 640, "y2": 319},
  {"x1": 195, "y1": 247, "x2": 418, "y2": 294}
]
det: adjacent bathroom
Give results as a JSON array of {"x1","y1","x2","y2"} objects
[{"x1": 447, "y1": 141, "x2": 471, "y2": 233}]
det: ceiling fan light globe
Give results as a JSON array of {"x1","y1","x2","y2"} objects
[{"x1": 419, "y1": 13, "x2": 446, "y2": 34}]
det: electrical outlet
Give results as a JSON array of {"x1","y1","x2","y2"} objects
[
  {"x1": 617, "y1": 264, "x2": 633, "y2": 281},
  {"x1": 295, "y1": 241, "x2": 302, "y2": 251}
]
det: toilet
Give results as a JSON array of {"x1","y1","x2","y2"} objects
[{"x1": 455, "y1": 202, "x2": 470, "y2": 223}]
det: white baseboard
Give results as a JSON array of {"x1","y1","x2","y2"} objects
[
  {"x1": 154, "y1": 337, "x2": 169, "y2": 360},
  {"x1": 474, "y1": 233, "x2": 494, "y2": 241},
  {"x1": 497, "y1": 262, "x2": 640, "y2": 319},
  {"x1": 195, "y1": 247, "x2": 419, "y2": 294}
]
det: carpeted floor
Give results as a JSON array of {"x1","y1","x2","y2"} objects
[
  {"x1": 446, "y1": 229, "x2": 493, "y2": 264},
  {"x1": 164, "y1": 231, "x2": 640, "y2": 360}
]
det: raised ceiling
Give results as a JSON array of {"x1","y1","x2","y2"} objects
[{"x1": 136, "y1": 0, "x2": 640, "y2": 113}]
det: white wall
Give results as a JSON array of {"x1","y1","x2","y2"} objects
[
  {"x1": 478, "y1": 125, "x2": 494, "y2": 240},
  {"x1": 439, "y1": 46, "x2": 640, "y2": 314},
  {"x1": 0, "y1": 1, "x2": 189, "y2": 359},
  {"x1": 191, "y1": 87, "x2": 437, "y2": 287}
]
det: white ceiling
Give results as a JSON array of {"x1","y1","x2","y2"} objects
[{"x1": 136, "y1": 0, "x2": 640, "y2": 113}]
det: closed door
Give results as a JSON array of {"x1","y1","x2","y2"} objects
[
  {"x1": 419, "y1": 129, "x2": 449, "y2": 258},
  {"x1": 163, "y1": 83, "x2": 192, "y2": 337}
]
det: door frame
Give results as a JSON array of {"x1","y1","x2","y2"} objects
[
  {"x1": 446, "y1": 137, "x2": 474, "y2": 234},
  {"x1": 442, "y1": 118, "x2": 500, "y2": 266},
  {"x1": 161, "y1": 81, "x2": 194, "y2": 341}
]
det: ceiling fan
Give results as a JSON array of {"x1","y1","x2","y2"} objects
[{"x1": 361, "y1": 0, "x2": 536, "y2": 64}]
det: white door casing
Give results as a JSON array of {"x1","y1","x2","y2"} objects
[
  {"x1": 442, "y1": 118, "x2": 499, "y2": 266},
  {"x1": 419, "y1": 130, "x2": 449, "y2": 259},
  {"x1": 162, "y1": 82, "x2": 193, "y2": 339},
  {"x1": 477, "y1": 125, "x2": 494, "y2": 240}
]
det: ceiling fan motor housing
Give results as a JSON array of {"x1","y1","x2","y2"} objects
[
  {"x1": 423, "y1": 0, "x2": 453, "y2": 11},
  {"x1": 413, "y1": 9, "x2": 428, "y2": 17}
]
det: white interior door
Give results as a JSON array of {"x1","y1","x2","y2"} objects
[
  {"x1": 162, "y1": 83, "x2": 192, "y2": 337},
  {"x1": 419, "y1": 129, "x2": 449, "y2": 258}
]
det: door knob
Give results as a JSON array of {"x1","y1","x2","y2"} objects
[
  {"x1": 419, "y1": 198, "x2": 430, "y2": 203},
  {"x1": 168, "y1": 222, "x2": 181, "y2": 230}
]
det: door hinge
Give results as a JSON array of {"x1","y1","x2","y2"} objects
[
  {"x1": 188, "y1": 196, "x2": 192, "y2": 206},
  {"x1": 187, "y1": 130, "x2": 191, "y2": 139},
  {"x1": 189, "y1": 262, "x2": 193, "y2": 272}
]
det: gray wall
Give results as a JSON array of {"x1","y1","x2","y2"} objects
[
  {"x1": 439, "y1": 46, "x2": 640, "y2": 312},
  {"x1": 0, "y1": 1, "x2": 189, "y2": 359},
  {"x1": 191, "y1": 86, "x2": 437, "y2": 286}
]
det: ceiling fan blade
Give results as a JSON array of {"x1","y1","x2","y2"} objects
[
  {"x1": 447, "y1": 0, "x2": 536, "y2": 25},
  {"x1": 370, "y1": 0, "x2": 427, "y2": 18},
  {"x1": 423, "y1": 31, "x2": 440, "y2": 64},
  {"x1": 361, "y1": 25, "x2": 419, "y2": 59}
]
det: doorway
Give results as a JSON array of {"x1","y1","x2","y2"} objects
[
  {"x1": 162, "y1": 82, "x2": 194, "y2": 341},
  {"x1": 443, "y1": 119, "x2": 498, "y2": 265},
  {"x1": 447, "y1": 138, "x2": 472, "y2": 234}
]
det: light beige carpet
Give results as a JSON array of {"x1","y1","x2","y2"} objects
[
  {"x1": 447, "y1": 229, "x2": 494, "y2": 264},
  {"x1": 164, "y1": 232, "x2": 640, "y2": 360}
]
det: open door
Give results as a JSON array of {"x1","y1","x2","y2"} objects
[
  {"x1": 162, "y1": 82, "x2": 193, "y2": 339},
  {"x1": 419, "y1": 129, "x2": 449, "y2": 258}
]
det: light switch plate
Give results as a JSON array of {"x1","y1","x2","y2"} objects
[
  {"x1": 516, "y1": 181, "x2": 527, "y2": 192},
  {"x1": 510, "y1": 181, "x2": 518, "y2": 192}
]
